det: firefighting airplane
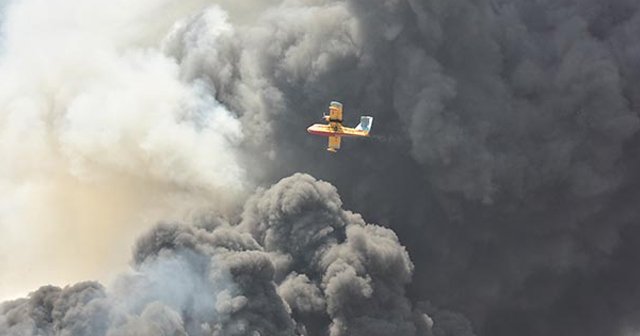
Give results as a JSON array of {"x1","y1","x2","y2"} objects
[{"x1": 307, "y1": 101, "x2": 373, "y2": 152}]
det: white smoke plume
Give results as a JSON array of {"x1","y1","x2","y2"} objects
[{"x1": 0, "y1": 0, "x2": 244, "y2": 300}]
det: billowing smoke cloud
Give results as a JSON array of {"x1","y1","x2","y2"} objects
[
  {"x1": 3, "y1": 0, "x2": 640, "y2": 335},
  {"x1": 0, "y1": 0, "x2": 245, "y2": 299},
  {"x1": 1, "y1": 174, "x2": 448, "y2": 336},
  {"x1": 163, "y1": 0, "x2": 640, "y2": 335}
]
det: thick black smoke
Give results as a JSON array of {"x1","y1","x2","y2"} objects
[
  {"x1": 165, "y1": 0, "x2": 640, "y2": 335},
  {"x1": 2, "y1": 174, "x2": 457, "y2": 336}
]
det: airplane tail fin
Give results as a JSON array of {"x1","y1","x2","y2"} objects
[{"x1": 355, "y1": 116, "x2": 373, "y2": 133}]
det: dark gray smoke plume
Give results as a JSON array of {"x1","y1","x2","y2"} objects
[
  {"x1": 165, "y1": 0, "x2": 640, "y2": 335},
  {"x1": 1, "y1": 174, "x2": 449, "y2": 336},
  {"x1": 4, "y1": 0, "x2": 640, "y2": 335}
]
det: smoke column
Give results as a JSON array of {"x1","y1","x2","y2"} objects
[
  {"x1": 2, "y1": 0, "x2": 640, "y2": 335},
  {"x1": 1, "y1": 174, "x2": 445, "y2": 335},
  {"x1": 0, "y1": 0, "x2": 245, "y2": 300}
]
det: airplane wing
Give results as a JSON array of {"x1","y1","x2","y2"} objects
[{"x1": 327, "y1": 136, "x2": 341, "y2": 152}]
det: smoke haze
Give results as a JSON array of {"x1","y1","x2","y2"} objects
[{"x1": 2, "y1": 0, "x2": 640, "y2": 335}]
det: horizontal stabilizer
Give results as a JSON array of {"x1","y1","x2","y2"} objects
[{"x1": 355, "y1": 116, "x2": 373, "y2": 132}]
